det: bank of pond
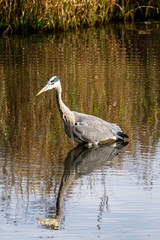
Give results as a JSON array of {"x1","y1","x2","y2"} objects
[{"x1": 0, "y1": 0, "x2": 160, "y2": 34}]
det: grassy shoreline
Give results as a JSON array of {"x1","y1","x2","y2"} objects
[{"x1": 0, "y1": 0, "x2": 160, "y2": 34}]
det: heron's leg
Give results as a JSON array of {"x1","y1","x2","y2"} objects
[
  {"x1": 84, "y1": 142, "x2": 92, "y2": 148},
  {"x1": 92, "y1": 142, "x2": 99, "y2": 147},
  {"x1": 84, "y1": 142, "x2": 99, "y2": 148}
]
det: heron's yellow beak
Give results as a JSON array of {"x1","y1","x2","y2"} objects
[{"x1": 36, "y1": 86, "x2": 48, "y2": 96}]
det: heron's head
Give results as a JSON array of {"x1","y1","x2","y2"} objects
[{"x1": 36, "y1": 76, "x2": 60, "y2": 96}]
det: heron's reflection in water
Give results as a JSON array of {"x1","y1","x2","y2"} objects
[{"x1": 37, "y1": 141, "x2": 128, "y2": 229}]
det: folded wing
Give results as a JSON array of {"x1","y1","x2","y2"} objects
[{"x1": 72, "y1": 112, "x2": 122, "y2": 143}]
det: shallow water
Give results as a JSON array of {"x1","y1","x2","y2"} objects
[{"x1": 0, "y1": 23, "x2": 160, "y2": 239}]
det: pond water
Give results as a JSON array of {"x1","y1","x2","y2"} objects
[{"x1": 0, "y1": 23, "x2": 160, "y2": 239}]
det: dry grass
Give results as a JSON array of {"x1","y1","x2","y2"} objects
[{"x1": 0, "y1": 0, "x2": 160, "y2": 33}]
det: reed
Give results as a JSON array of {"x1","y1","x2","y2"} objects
[{"x1": 0, "y1": 0, "x2": 160, "y2": 33}]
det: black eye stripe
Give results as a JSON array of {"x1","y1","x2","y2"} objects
[{"x1": 49, "y1": 76, "x2": 59, "y2": 84}]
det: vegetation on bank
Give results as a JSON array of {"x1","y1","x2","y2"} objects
[{"x1": 0, "y1": 0, "x2": 160, "y2": 33}]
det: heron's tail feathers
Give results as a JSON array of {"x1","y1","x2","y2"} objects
[{"x1": 117, "y1": 132, "x2": 128, "y2": 140}]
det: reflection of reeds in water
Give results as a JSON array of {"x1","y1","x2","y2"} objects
[
  {"x1": 0, "y1": 27, "x2": 159, "y2": 223},
  {"x1": 0, "y1": 25, "x2": 159, "y2": 175}
]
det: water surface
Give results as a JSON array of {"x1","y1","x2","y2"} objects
[{"x1": 0, "y1": 23, "x2": 160, "y2": 239}]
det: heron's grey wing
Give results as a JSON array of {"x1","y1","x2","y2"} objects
[{"x1": 73, "y1": 120, "x2": 118, "y2": 143}]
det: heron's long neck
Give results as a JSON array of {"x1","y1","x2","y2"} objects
[
  {"x1": 55, "y1": 83, "x2": 75, "y2": 142},
  {"x1": 55, "y1": 84, "x2": 71, "y2": 119}
]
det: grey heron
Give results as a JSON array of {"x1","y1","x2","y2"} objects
[{"x1": 36, "y1": 76, "x2": 128, "y2": 147}]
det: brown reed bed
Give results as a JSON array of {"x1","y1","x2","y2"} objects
[{"x1": 0, "y1": 0, "x2": 160, "y2": 33}]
